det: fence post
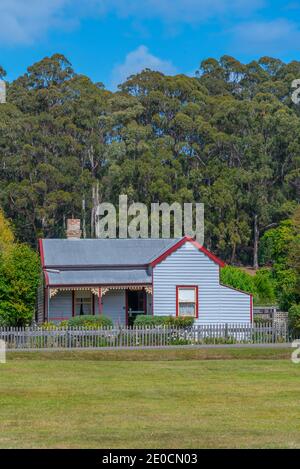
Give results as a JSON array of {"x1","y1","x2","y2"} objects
[{"x1": 225, "y1": 323, "x2": 228, "y2": 341}]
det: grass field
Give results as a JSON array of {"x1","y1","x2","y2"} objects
[{"x1": 0, "y1": 348, "x2": 300, "y2": 449}]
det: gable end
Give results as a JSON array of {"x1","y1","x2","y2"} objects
[{"x1": 150, "y1": 236, "x2": 225, "y2": 268}]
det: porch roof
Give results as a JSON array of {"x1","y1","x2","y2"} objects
[{"x1": 46, "y1": 268, "x2": 151, "y2": 286}]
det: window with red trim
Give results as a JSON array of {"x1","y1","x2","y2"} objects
[
  {"x1": 75, "y1": 290, "x2": 93, "y2": 316},
  {"x1": 177, "y1": 286, "x2": 198, "y2": 317}
]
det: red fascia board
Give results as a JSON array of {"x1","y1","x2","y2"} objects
[
  {"x1": 38, "y1": 238, "x2": 45, "y2": 267},
  {"x1": 72, "y1": 290, "x2": 75, "y2": 317},
  {"x1": 44, "y1": 272, "x2": 50, "y2": 287},
  {"x1": 150, "y1": 236, "x2": 226, "y2": 268},
  {"x1": 39, "y1": 239, "x2": 49, "y2": 286},
  {"x1": 151, "y1": 269, "x2": 154, "y2": 316},
  {"x1": 190, "y1": 239, "x2": 226, "y2": 268},
  {"x1": 125, "y1": 290, "x2": 129, "y2": 326},
  {"x1": 150, "y1": 237, "x2": 187, "y2": 267},
  {"x1": 48, "y1": 282, "x2": 151, "y2": 288}
]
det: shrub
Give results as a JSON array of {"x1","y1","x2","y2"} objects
[
  {"x1": 253, "y1": 268, "x2": 276, "y2": 305},
  {"x1": 220, "y1": 265, "x2": 256, "y2": 295},
  {"x1": 134, "y1": 315, "x2": 164, "y2": 326},
  {"x1": 66, "y1": 315, "x2": 113, "y2": 328},
  {"x1": 40, "y1": 321, "x2": 69, "y2": 330},
  {"x1": 275, "y1": 268, "x2": 298, "y2": 311},
  {"x1": 253, "y1": 317, "x2": 271, "y2": 325},
  {"x1": 41, "y1": 322, "x2": 61, "y2": 330},
  {"x1": 200, "y1": 336, "x2": 236, "y2": 345},
  {"x1": 221, "y1": 265, "x2": 278, "y2": 306},
  {"x1": 288, "y1": 304, "x2": 300, "y2": 331},
  {"x1": 134, "y1": 315, "x2": 195, "y2": 327},
  {"x1": 258, "y1": 220, "x2": 299, "y2": 310},
  {"x1": 0, "y1": 244, "x2": 40, "y2": 326},
  {"x1": 166, "y1": 316, "x2": 195, "y2": 327}
]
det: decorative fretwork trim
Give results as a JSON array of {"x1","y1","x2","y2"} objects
[
  {"x1": 48, "y1": 285, "x2": 152, "y2": 298},
  {"x1": 49, "y1": 288, "x2": 59, "y2": 298}
]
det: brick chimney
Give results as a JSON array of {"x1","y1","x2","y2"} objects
[{"x1": 66, "y1": 219, "x2": 82, "y2": 239}]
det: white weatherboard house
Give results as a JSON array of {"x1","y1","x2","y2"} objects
[{"x1": 38, "y1": 219, "x2": 253, "y2": 325}]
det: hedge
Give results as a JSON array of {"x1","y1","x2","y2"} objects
[
  {"x1": 66, "y1": 315, "x2": 113, "y2": 328},
  {"x1": 134, "y1": 315, "x2": 195, "y2": 327}
]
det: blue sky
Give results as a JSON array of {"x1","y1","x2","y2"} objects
[{"x1": 1, "y1": 0, "x2": 300, "y2": 90}]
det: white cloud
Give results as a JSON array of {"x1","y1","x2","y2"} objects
[
  {"x1": 232, "y1": 19, "x2": 300, "y2": 53},
  {"x1": 0, "y1": 0, "x2": 265, "y2": 45},
  {"x1": 110, "y1": 45, "x2": 177, "y2": 89},
  {"x1": 0, "y1": 0, "x2": 73, "y2": 45}
]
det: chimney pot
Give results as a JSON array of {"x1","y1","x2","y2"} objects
[{"x1": 66, "y1": 219, "x2": 82, "y2": 239}]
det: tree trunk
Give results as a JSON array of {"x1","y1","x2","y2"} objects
[
  {"x1": 91, "y1": 186, "x2": 96, "y2": 238},
  {"x1": 91, "y1": 182, "x2": 99, "y2": 238},
  {"x1": 82, "y1": 195, "x2": 86, "y2": 239},
  {"x1": 230, "y1": 242, "x2": 236, "y2": 264},
  {"x1": 253, "y1": 214, "x2": 259, "y2": 269}
]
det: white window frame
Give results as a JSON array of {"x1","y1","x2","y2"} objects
[{"x1": 176, "y1": 286, "x2": 198, "y2": 318}]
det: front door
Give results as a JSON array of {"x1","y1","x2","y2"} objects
[{"x1": 127, "y1": 290, "x2": 146, "y2": 326}]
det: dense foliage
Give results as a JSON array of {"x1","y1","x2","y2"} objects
[
  {"x1": 220, "y1": 266, "x2": 255, "y2": 295},
  {"x1": 217, "y1": 214, "x2": 300, "y2": 312},
  {"x1": 258, "y1": 211, "x2": 300, "y2": 310},
  {"x1": 220, "y1": 265, "x2": 276, "y2": 305},
  {"x1": 1, "y1": 54, "x2": 300, "y2": 268},
  {"x1": 134, "y1": 315, "x2": 195, "y2": 327},
  {"x1": 66, "y1": 315, "x2": 113, "y2": 328},
  {"x1": 0, "y1": 211, "x2": 40, "y2": 326},
  {"x1": 0, "y1": 209, "x2": 14, "y2": 251},
  {"x1": 288, "y1": 304, "x2": 300, "y2": 332}
]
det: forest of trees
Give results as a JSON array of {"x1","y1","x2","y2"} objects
[
  {"x1": 2, "y1": 53, "x2": 300, "y2": 321},
  {"x1": 1, "y1": 53, "x2": 300, "y2": 270}
]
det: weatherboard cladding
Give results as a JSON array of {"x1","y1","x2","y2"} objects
[
  {"x1": 153, "y1": 242, "x2": 251, "y2": 324},
  {"x1": 49, "y1": 290, "x2": 72, "y2": 321},
  {"x1": 102, "y1": 290, "x2": 126, "y2": 325},
  {"x1": 219, "y1": 285, "x2": 251, "y2": 322}
]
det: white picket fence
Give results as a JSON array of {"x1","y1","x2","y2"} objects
[{"x1": 0, "y1": 322, "x2": 291, "y2": 350}]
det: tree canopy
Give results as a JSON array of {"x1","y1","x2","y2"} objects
[
  {"x1": 0, "y1": 211, "x2": 40, "y2": 326},
  {"x1": 0, "y1": 209, "x2": 14, "y2": 252},
  {"x1": 1, "y1": 54, "x2": 300, "y2": 269}
]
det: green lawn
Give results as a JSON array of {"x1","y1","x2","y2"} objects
[{"x1": 0, "y1": 348, "x2": 300, "y2": 449}]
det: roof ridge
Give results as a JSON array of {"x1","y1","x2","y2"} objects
[{"x1": 43, "y1": 238, "x2": 182, "y2": 241}]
